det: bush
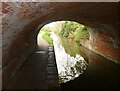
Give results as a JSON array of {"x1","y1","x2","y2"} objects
[
  {"x1": 60, "y1": 21, "x2": 89, "y2": 43},
  {"x1": 74, "y1": 27, "x2": 89, "y2": 43}
]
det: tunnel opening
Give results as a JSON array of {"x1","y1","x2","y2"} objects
[
  {"x1": 2, "y1": 2, "x2": 120, "y2": 90},
  {"x1": 37, "y1": 21, "x2": 89, "y2": 85}
]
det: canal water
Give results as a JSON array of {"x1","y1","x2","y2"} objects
[{"x1": 50, "y1": 32, "x2": 88, "y2": 84}]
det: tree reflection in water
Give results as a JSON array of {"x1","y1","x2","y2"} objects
[
  {"x1": 58, "y1": 54, "x2": 88, "y2": 84},
  {"x1": 50, "y1": 32, "x2": 88, "y2": 84}
]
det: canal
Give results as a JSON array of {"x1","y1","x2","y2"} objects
[
  {"x1": 50, "y1": 32, "x2": 120, "y2": 89},
  {"x1": 50, "y1": 32, "x2": 88, "y2": 84}
]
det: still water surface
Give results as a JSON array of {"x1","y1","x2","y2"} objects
[{"x1": 50, "y1": 32, "x2": 88, "y2": 84}]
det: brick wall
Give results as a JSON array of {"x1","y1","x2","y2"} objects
[{"x1": 1, "y1": 2, "x2": 120, "y2": 88}]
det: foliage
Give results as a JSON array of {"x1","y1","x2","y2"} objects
[
  {"x1": 59, "y1": 21, "x2": 90, "y2": 57},
  {"x1": 60, "y1": 21, "x2": 80, "y2": 37},
  {"x1": 60, "y1": 21, "x2": 89, "y2": 43},
  {"x1": 60, "y1": 37, "x2": 80, "y2": 57},
  {"x1": 74, "y1": 27, "x2": 89, "y2": 43},
  {"x1": 42, "y1": 34, "x2": 53, "y2": 44},
  {"x1": 39, "y1": 27, "x2": 53, "y2": 45},
  {"x1": 39, "y1": 27, "x2": 51, "y2": 35}
]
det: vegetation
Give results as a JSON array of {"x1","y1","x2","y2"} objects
[
  {"x1": 58, "y1": 21, "x2": 89, "y2": 56},
  {"x1": 60, "y1": 21, "x2": 89, "y2": 43},
  {"x1": 60, "y1": 37, "x2": 80, "y2": 57},
  {"x1": 39, "y1": 27, "x2": 53, "y2": 45},
  {"x1": 38, "y1": 21, "x2": 89, "y2": 84},
  {"x1": 38, "y1": 21, "x2": 89, "y2": 55}
]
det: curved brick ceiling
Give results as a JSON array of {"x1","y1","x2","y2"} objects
[{"x1": 2, "y1": 2, "x2": 120, "y2": 87}]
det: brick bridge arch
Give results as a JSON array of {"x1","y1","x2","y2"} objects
[{"x1": 2, "y1": 2, "x2": 120, "y2": 87}]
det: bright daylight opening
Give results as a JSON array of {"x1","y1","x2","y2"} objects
[{"x1": 37, "y1": 21, "x2": 89, "y2": 84}]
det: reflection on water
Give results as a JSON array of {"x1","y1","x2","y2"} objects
[{"x1": 50, "y1": 32, "x2": 88, "y2": 84}]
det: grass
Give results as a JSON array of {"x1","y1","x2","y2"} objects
[
  {"x1": 42, "y1": 34, "x2": 53, "y2": 45},
  {"x1": 39, "y1": 27, "x2": 53, "y2": 45}
]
